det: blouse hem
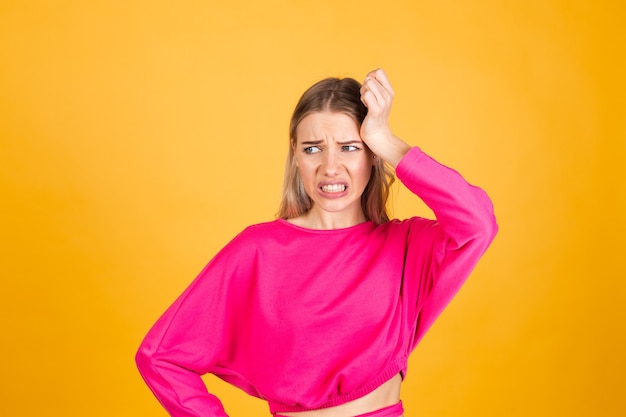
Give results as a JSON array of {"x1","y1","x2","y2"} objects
[{"x1": 267, "y1": 358, "x2": 408, "y2": 414}]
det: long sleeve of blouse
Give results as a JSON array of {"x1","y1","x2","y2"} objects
[
  {"x1": 394, "y1": 147, "x2": 498, "y2": 347},
  {"x1": 135, "y1": 147, "x2": 498, "y2": 417}
]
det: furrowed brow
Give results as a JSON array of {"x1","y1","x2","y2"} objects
[{"x1": 300, "y1": 140, "x2": 323, "y2": 145}]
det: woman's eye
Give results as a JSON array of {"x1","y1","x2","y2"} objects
[
  {"x1": 342, "y1": 145, "x2": 359, "y2": 152},
  {"x1": 304, "y1": 146, "x2": 321, "y2": 154}
]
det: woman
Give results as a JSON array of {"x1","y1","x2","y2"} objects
[{"x1": 136, "y1": 69, "x2": 498, "y2": 417}]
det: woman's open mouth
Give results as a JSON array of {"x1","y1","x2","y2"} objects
[{"x1": 321, "y1": 184, "x2": 347, "y2": 193}]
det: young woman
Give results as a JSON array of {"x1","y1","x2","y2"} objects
[{"x1": 136, "y1": 69, "x2": 498, "y2": 417}]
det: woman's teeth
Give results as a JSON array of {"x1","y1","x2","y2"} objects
[{"x1": 321, "y1": 184, "x2": 346, "y2": 193}]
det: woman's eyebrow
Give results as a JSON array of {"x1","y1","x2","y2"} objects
[{"x1": 299, "y1": 139, "x2": 362, "y2": 146}]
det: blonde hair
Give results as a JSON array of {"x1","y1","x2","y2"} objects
[{"x1": 277, "y1": 77, "x2": 395, "y2": 224}]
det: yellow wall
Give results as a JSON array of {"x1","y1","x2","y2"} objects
[{"x1": 1, "y1": 1, "x2": 624, "y2": 416}]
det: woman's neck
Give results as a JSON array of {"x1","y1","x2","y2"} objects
[{"x1": 288, "y1": 207, "x2": 367, "y2": 230}]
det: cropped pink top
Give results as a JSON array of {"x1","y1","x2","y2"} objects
[{"x1": 136, "y1": 147, "x2": 498, "y2": 416}]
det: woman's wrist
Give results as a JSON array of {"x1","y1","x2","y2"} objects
[{"x1": 371, "y1": 133, "x2": 411, "y2": 168}]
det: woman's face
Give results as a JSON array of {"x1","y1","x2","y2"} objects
[{"x1": 294, "y1": 111, "x2": 373, "y2": 225}]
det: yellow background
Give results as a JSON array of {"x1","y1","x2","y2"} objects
[{"x1": 1, "y1": 1, "x2": 624, "y2": 416}]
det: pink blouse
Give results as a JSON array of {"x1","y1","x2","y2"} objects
[{"x1": 136, "y1": 147, "x2": 498, "y2": 416}]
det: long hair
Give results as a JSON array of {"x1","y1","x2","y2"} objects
[{"x1": 277, "y1": 76, "x2": 395, "y2": 224}]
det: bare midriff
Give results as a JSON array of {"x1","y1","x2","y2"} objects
[{"x1": 277, "y1": 373, "x2": 402, "y2": 417}]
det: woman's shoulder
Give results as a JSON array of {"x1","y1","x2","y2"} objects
[
  {"x1": 225, "y1": 219, "x2": 281, "y2": 244},
  {"x1": 382, "y1": 216, "x2": 437, "y2": 230},
  {"x1": 229, "y1": 219, "x2": 300, "y2": 245},
  {"x1": 240, "y1": 219, "x2": 284, "y2": 235},
  {"x1": 372, "y1": 216, "x2": 440, "y2": 244},
  {"x1": 210, "y1": 220, "x2": 284, "y2": 261}
]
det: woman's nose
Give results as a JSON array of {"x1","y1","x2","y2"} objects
[{"x1": 322, "y1": 151, "x2": 342, "y2": 175}]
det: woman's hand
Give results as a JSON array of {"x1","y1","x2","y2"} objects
[{"x1": 360, "y1": 69, "x2": 411, "y2": 168}]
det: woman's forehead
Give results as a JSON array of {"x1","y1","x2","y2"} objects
[{"x1": 295, "y1": 111, "x2": 360, "y2": 140}]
